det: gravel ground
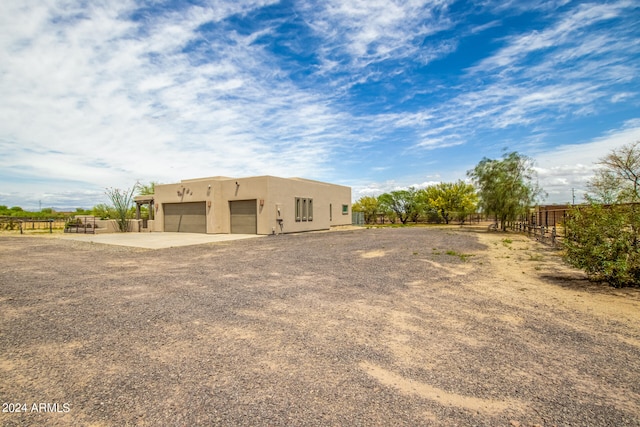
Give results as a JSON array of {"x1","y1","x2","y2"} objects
[{"x1": 1, "y1": 226, "x2": 639, "y2": 426}]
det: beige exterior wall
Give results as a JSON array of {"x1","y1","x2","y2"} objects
[
  {"x1": 71, "y1": 217, "x2": 141, "y2": 234},
  {"x1": 152, "y1": 175, "x2": 351, "y2": 234}
]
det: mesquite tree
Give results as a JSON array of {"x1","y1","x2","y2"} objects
[
  {"x1": 352, "y1": 196, "x2": 379, "y2": 224},
  {"x1": 468, "y1": 152, "x2": 544, "y2": 231},
  {"x1": 377, "y1": 188, "x2": 420, "y2": 224},
  {"x1": 423, "y1": 181, "x2": 478, "y2": 224}
]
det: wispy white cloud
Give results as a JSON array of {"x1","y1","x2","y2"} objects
[
  {"x1": 303, "y1": 0, "x2": 455, "y2": 74},
  {"x1": 471, "y1": 2, "x2": 634, "y2": 74},
  {"x1": 402, "y1": 1, "x2": 640, "y2": 152},
  {"x1": 359, "y1": 120, "x2": 640, "y2": 204},
  {"x1": 0, "y1": 0, "x2": 638, "y2": 209},
  {"x1": 469, "y1": 20, "x2": 501, "y2": 34},
  {"x1": 533, "y1": 120, "x2": 640, "y2": 203},
  {"x1": 346, "y1": 1, "x2": 639, "y2": 200},
  {"x1": 351, "y1": 176, "x2": 445, "y2": 201},
  {"x1": 481, "y1": 0, "x2": 572, "y2": 14},
  {"x1": 0, "y1": 0, "x2": 363, "y2": 208},
  {"x1": 414, "y1": 135, "x2": 464, "y2": 150},
  {"x1": 611, "y1": 92, "x2": 636, "y2": 103}
]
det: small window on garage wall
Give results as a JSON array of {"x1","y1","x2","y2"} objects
[
  {"x1": 295, "y1": 197, "x2": 313, "y2": 222},
  {"x1": 342, "y1": 204, "x2": 349, "y2": 215}
]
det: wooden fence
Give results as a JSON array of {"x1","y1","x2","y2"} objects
[
  {"x1": 506, "y1": 206, "x2": 572, "y2": 247},
  {"x1": 0, "y1": 218, "x2": 67, "y2": 233}
]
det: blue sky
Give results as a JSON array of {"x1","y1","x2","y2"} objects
[{"x1": 1, "y1": 0, "x2": 639, "y2": 210}]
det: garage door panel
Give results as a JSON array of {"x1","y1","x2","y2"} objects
[
  {"x1": 164, "y1": 202, "x2": 206, "y2": 233},
  {"x1": 230, "y1": 200, "x2": 257, "y2": 234}
]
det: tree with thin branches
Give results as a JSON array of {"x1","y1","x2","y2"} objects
[
  {"x1": 105, "y1": 184, "x2": 139, "y2": 232},
  {"x1": 597, "y1": 141, "x2": 640, "y2": 203},
  {"x1": 467, "y1": 151, "x2": 544, "y2": 231}
]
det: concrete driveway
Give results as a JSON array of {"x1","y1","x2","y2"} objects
[{"x1": 57, "y1": 232, "x2": 264, "y2": 249}]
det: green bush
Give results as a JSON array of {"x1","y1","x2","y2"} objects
[
  {"x1": 91, "y1": 203, "x2": 117, "y2": 219},
  {"x1": 564, "y1": 203, "x2": 640, "y2": 287}
]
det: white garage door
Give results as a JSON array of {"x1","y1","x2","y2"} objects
[
  {"x1": 230, "y1": 200, "x2": 257, "y2": 234},
  {"x1": 164, "y1": 202, "x2": 206, "y2": 233}
]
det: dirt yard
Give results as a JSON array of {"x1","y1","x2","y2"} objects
[{"x1": 1, "y1": 226, "x2": 639, "y2": 426}]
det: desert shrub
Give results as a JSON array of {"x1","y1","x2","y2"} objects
[
  {"x1": 564, "y1": 203, "x2": 640, "y2": 287},
  {"x1": 2, "y1": 219, "x2": 17, "y2": 230},
  {"x1": 92, "y1": 203, "x2": 117, "y2": 219},
  {"x1": 564, "y1": 141, "x2": 640, "y2": 287}
]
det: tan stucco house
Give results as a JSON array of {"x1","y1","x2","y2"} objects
[{"x1": 139, "y1": 175, "x2": 351, "y2": 235}]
